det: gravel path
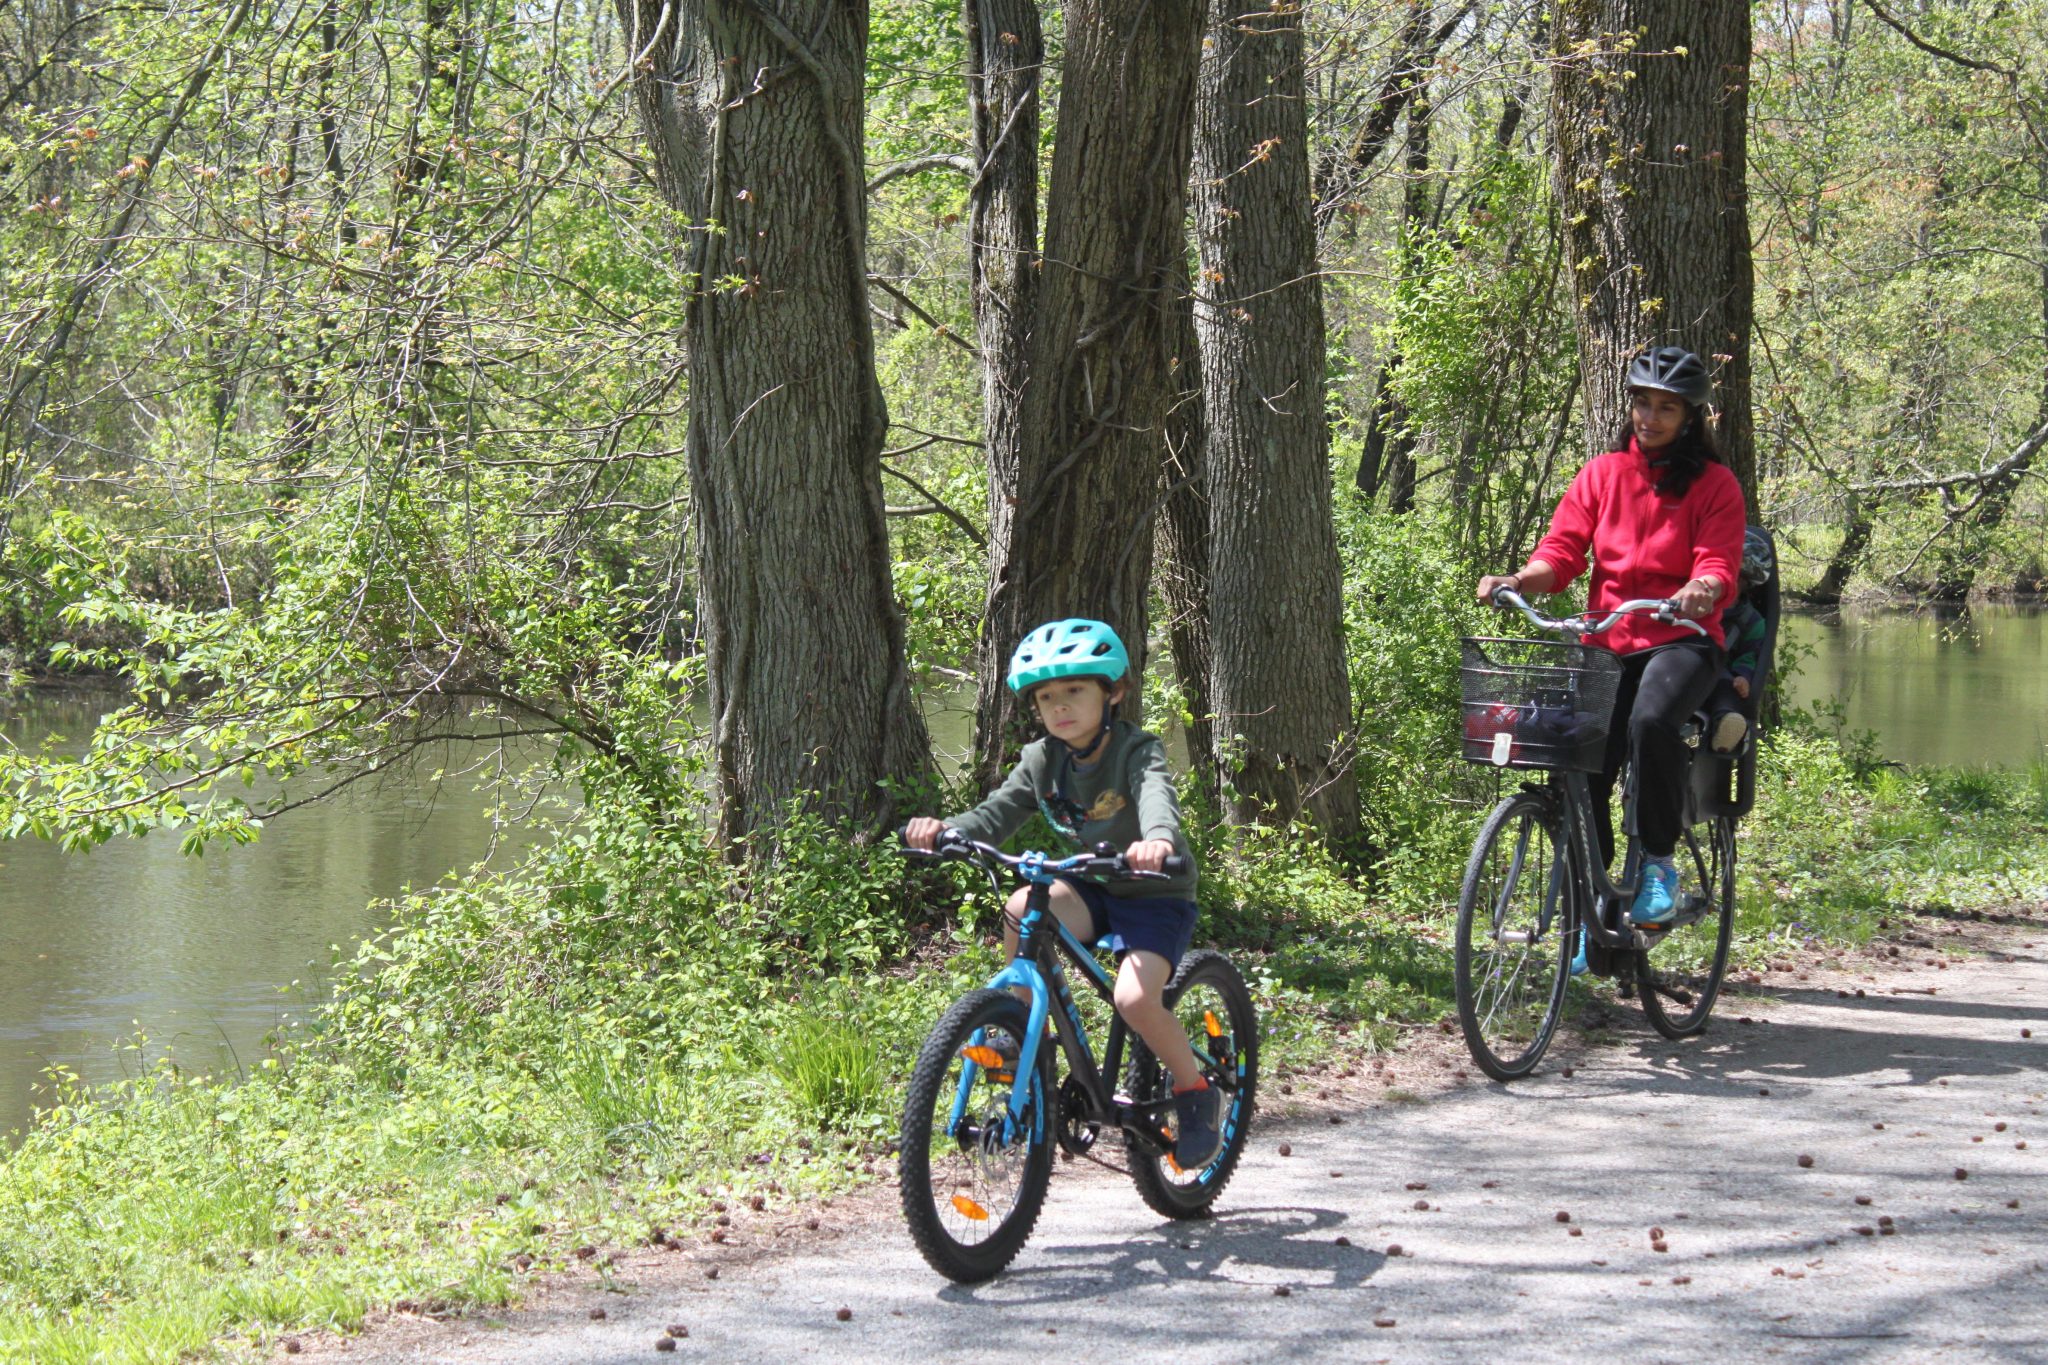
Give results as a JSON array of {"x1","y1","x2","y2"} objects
[{"x1": 297, "y1": 917, "x2": 2048, "y2": 1364}]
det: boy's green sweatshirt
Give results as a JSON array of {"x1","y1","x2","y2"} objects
[{"x1": 945, "y1": 720, "x2": 1198, "y2": 901}]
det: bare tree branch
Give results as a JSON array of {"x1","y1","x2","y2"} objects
[
  {"x1": 866, "y1": 154, "x2": 974, "y2": 194},
  {"x1": 1851, "y1": 420, "x2": 2048, "y2": 494}
]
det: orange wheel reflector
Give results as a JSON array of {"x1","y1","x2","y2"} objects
[
  {"x1": 959, "y1": 1045, "x2": 1005, "y2": 1068},
  {"x1": 950, "y1": 1194, "x2": 990, "y2": 1221},
  {"x1": 1203, "y1": 1010, "x2": 1223, "y2": 1038}
]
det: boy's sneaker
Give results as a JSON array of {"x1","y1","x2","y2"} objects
[
  {"x1": 1631, "y1": 859, "x2": 1679, "y2": 926},
  {"x1": 1172, "y1": 1083, "x2": 1223, "y2": 1169},
  {"x1": 1710, "y1": 710, "x2": 1747, "y2": 753},
  {"x1": 1569, "y1": 926, "x2": 1589, "y2": 977}
]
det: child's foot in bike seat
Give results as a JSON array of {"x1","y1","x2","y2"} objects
[
  {"x1": 958, "y1": 1036, "x2": 1018, "y2": 1082},
  {"x1": 1631, "y1": 859, "x2": 1679, "y2": 926},
  {"x1": 1171, "y1": 1082, "x2": 1222, "y2": 1169},
  {"x1": 1710, "y1": 711, "x2": 1747, "y2": 753}
]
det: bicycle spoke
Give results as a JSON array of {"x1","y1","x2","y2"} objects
[{"x1": 1455, "y1": 793, "x2": 1571, "y2": 1079}]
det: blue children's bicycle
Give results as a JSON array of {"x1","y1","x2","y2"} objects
[{"x1": 896, "y1": 831, "x2": 1258, "y2": 1282}]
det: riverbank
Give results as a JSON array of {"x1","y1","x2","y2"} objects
[{"x1": 1, "y1": 720, "x2": 2044, "y2": 1362}]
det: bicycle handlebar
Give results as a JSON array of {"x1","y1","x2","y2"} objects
[
  {"x1": 896, "y1": 827, "x2": 1186, "y2": 881},
  {"x1": 1488, "y1": 587, "x2": 1709, "y2": 640}
]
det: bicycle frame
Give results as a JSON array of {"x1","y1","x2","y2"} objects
[
  {"x1": 945, "y1": 851, "x2": 1184, "y2": 1154},
  {"x1": 1486, "y1": 588, "x2": 1713, "y2": 953}
]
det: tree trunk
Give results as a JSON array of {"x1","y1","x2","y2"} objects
[
  {"x1": 1191, "y1": 0, "x2": 1358, "y2": 844},
  {"x1": 963, "y1": 0, "x2": 1041, "y2": 554},
  {"x1": 1551, "y1": 1, "x2": 1756, "y2": 510},
  {"x1": 972, "y1": 0, "x2": 1204, "y2": 788},
  {"x1": 1810, "y1": 494, "x2": 1872, "y2": 605},
  {"x1": 653, "y1": 0, "x2": 930, "y2": 840},
  {"x1": 615, "y1": 0, "x2": 715, "y2": 227},
  {"x1": 1157, "y1": 270, "x2": 1215, "y2": 794}
]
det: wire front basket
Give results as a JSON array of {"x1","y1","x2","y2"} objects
[{"x1": 1459, "y1": 637, "x2": 1622, "y2": 773}]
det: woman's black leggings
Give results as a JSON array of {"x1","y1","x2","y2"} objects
[{"x1": 1590, "y1": 641, "x2": 1722, "y2": 867}]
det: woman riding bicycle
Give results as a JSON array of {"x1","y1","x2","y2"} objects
[{"x1": 1475, "y1": 347, "x2": 1747, "y2": 935}]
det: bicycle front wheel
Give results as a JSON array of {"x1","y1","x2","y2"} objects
[
  {"x1": 1125, "y1": 949, "x2": 1259, "y2": 1219},
  {"x1": 1639, "y1": 816, "x2": 1736, "y2": 1038},
  {"x1": 898, "y1": 989, "x2": 1054, "y2": 1282},
  {"x1": 1455, "y1": 789, "x2": 1573, "y2": 1080}
]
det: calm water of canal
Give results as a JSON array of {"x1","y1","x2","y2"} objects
[
  {"x1": 0, "y1": 612, "x2": 2039, "y2": 1137},
  {"x1": 0, "y1": 692, "x2": 561, "y2": 1138},
  {"x1": 1779, "y1": 604, "x2": 2048, "y2": 770}
]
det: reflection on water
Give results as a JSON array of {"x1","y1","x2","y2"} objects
[
  {"x1": 0, "y1": 692, "x2": 560, "y2": 1139},
  {"x1": 1780, "y1": 604, "x2": 2048, "y2": 769}
]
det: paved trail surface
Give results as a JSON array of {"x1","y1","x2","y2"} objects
[{"x1": 310, "y1": 926, "x2": 2048, "y2": 1364}]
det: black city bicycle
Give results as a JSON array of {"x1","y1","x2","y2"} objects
[
  {"x1": 895, "y1": 832, "x2": 1258, "y2": 1282},
  {"x1": 1452, "y1": 589, "x2": 1744, "y2": 1080}
]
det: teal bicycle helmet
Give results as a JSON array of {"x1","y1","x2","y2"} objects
[{"x1": 1006, "y1": 619, "x2": 1130, "y2": 695}]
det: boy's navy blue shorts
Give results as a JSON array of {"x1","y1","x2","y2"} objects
[{"x1": 1059, "y1": 878, "x2": 1198, "y2": 966}]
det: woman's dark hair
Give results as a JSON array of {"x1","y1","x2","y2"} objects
[{"x1": 1614, "y1": 397, "x2": 1722, "y2": 500}]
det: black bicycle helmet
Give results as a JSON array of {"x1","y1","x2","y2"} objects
[
  {"x1": 1740, "y1": 526, "x2": 1775, "y2": 588},
  {"x1": 1625, "y1": 346, "x2": 1712, "y2": 406}
]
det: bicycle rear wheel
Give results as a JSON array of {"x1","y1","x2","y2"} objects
[
  {"x1": 1125, "y1": 950, "x2": 1259, "y2": 1219},
  {"x1": 898, "y1": 989, "x2": 1054, "y2": 1282},
  {"x1": 1454, "y1": 789, "x2": 1573, "y2": 1080},
  {"x1": 1639, "y1": 816, "x2": 1736, "y2": 1038}
]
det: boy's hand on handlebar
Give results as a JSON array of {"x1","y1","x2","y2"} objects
[
  {"x1": 904, "y1": 816, "x2": 949, "y2": 852},
  {"x1": 1125, "y1": 838, "x2": 1174, "y2": 874}
]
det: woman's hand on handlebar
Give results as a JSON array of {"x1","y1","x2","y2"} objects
[
  {"x1": 904, "y1": 816, "x2": 949, "y2": 852},
  {"x1": 1671, "y1": 577, "x2": 1721, "y2": 620},
  {"x1": 1125, "y1": 838, "x2": 1174, "y2": 874},
  {"x1": 1476, "y1": 574, "x2": 1523, "y2": 605}
]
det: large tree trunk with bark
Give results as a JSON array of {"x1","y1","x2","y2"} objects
[
  {"x1": 963, "y1": 0, "x2": 1041, "y2": 548},
  {"x1": 972, "y1": 0, "x2": 1204, "y2": 788},
  {"x1": 1551, "y1": 1, "x2": 1757, "y2": 510},
  {"x1": 1190, "y1": 0, "x2": 1358, "y2": 844},
  {"x1": 638, "y1": 0, "x2": 929, "y2": 841},
  {"x1": 1156, "y1": 273, "x2": 1215, "y2": 794},
  {"x1": 615, "y1": 0, "x2": 715, "y2": 227}
]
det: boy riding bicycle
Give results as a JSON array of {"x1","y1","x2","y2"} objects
[{"x1": 904, "y1": 619, "x2": 1219, "y2": 1167}]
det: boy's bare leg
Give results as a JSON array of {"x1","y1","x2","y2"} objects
[
  {"x1": 999, "y1": 881, "x2": 1096, "y2": 1007},
  {"x1": 1112, "y1": 950, "x2": 1205, "y2": 1088}
]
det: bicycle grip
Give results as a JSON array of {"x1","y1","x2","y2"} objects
[{"x1": 1162, "y1": 854, "x2": 1188, "y2": 877}]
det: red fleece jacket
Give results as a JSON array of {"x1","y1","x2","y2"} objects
[{"x1": 1531, "y1": 437, "x2": 1747, "y2": 653}]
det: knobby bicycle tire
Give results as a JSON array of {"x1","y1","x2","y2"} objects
[
  {"x1": 898, "y1": 989, "x2": 1054, "y2": 1282},
  {"x1": 1124, "y1": 949, "x2": 1260, "y2": 1219},
  {"x1": 1455, "y1": 789, "x2": 1573, "y2": 1080}
]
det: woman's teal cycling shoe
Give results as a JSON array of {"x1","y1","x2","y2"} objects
[{"x1": 1631, "y1": 860, "x2": 1679, "y2": 926}]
